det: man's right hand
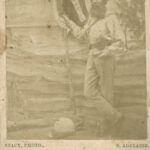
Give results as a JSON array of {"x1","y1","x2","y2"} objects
[{"x1": 57, "y1": 16, "x2": 70, "y2": 33}]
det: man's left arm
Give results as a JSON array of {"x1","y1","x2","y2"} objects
[{"x1": 101, "y1": 15, "x2": 126, "y2": 58}]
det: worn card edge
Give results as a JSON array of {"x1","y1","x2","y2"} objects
[{"x1": 0, "y1": 0, "x2": 150, "y2": 150}]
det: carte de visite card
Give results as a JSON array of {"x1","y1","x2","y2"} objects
[{"x1": 0, "y1": 0, "x2": 150, "y2": 150}]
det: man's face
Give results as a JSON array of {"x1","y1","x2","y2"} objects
[{"x1": 90, "y1": 2, "x2": 106, "y2": 18}]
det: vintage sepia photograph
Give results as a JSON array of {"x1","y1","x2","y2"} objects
[{"x1": 6, "y1": 0, "x2": 147, "y2": 140}]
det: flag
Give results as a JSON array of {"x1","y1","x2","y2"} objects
[
  {"x1": 70, "y1": 0, "x2": 86, "y2": 22},
  {"x1": 53, "y1": 0, "x2": 90, "y2": 27}
]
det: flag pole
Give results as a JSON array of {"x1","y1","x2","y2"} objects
[
  {"x1": 63, "y1": 30, "x2": 76, "y2": 115},
  {"x1": 53, "y1": 0, "x2": 76, "y2": 115}
]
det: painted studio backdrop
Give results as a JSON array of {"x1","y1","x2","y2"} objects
[{"x1": 6, "y1": 0, "x2": 147, "y2": 140}]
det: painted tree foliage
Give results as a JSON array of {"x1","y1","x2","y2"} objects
[{"x1": 118, "y1": 0, "x2": 145, "y2": 42}]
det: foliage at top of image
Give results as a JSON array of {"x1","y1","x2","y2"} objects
[{"x1": 117, "y1": 0, "x2": 145, "y2": 39}]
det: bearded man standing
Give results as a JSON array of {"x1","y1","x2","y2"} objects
[{"x1": 59, "y1": 0, "x2": 125, "y2": 136}]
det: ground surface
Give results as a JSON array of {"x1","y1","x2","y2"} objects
[{"x1": 7, "y1": 48, "x2": 147, "y2": 140}]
